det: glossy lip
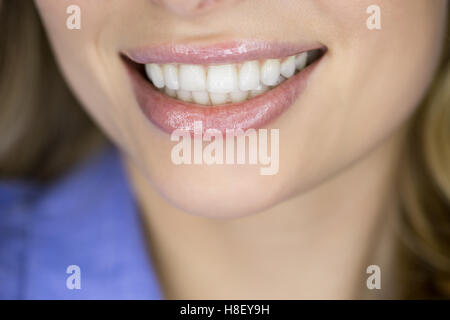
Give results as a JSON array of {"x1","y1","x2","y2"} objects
[
  {"x1": 125, "y1": 40, "x2": 324, "y2": 64},
  {"x1": 124, "y1": 41, "x2": 326, "y2": 134}
]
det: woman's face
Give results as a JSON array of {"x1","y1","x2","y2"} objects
[{"x1": 35, "y1": 0, "x2": 447, "y2": 217}]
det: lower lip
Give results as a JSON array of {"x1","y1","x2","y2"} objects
[{"x1": 125, "y1": 58, "x2": 321, "y2": 135}]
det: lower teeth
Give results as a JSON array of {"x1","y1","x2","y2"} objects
[{"x1": 161, "y1": 80, "x2": 278, "y2": 105}]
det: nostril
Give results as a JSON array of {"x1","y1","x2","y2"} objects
[{"x1": 149, "y1": 0, "x2": 232, "y2": 17}]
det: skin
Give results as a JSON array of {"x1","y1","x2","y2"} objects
[{"x1": 35, "y1": 0, "x2": 447, "y2": 298}]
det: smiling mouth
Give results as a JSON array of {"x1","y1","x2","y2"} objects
[{"x1": 124, "y1": 41, "x2": 326, "y2": 134}]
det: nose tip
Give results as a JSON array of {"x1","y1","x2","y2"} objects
[{"x1": 150, "y1": 0, "x2": 230, "y2": 16}]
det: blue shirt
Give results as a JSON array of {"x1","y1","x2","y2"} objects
[{"x1": 0, "y1": 146, "x2": 163, "y2": 299}]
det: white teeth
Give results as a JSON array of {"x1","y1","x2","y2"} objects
[
  {"x1": 261, "y1": 59, "x2": 281, "y2": 86},
  {"x1": 280, "y1": 56, "x2": 296, "y2": 78},
  {"x1": 250, "y1": 84, "x2": 269, "y2": 98},
  {"x1": 238, "y1": 60, "x2": 260, "y2": 91},
  {"x1": 192, "y1": 91, "x2": 210, "y2": 105},
  {"x1": 144, "y1": 50, "x2": 321, "y2": 105},
  {"x1": 207, "y1": 64, "x2": 239, "y2": 93},
  {"x1": 295, "y1": 52, "x2": 307, "y2": 70},
  {"x1": 230, "y1": 90, "x2": 248, "y2": 103},
  {"x1": 163, "y1": 64, "x2": 179, "y2": 90},
  {"x1": 209, "y1": 92, "x2": 228, "y2": 105},
  {"x1": 273, "y1": 75, "x2": 286, "y2": 86},
  {"x1": 179, "y1": 65, "x2": 206, "y2": 91},
  {"x1": 177, "y1": 90, "x2": 192, "y2": 102},
  {"x1": 145, "y1": 64, "x2": 165, "y2": 88},
  {"x1": 165, "y1": 87, "x2": 177, "y2": 97}
]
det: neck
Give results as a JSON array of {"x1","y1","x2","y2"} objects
[{"x1": 124, "y1": 128, "x2": 406, "y2": 299}]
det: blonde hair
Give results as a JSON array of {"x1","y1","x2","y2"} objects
[
  {"x1": 0, "y1": 1, "x2": 448, "y2": 298},
  {"x1": 398, "y1": 24, "x2": 450, "y2": 297},
  {"x1": 0, "y1": 1, "x2": 104, "y2": 180}
]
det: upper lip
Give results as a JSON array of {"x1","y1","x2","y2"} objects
[{"x1": 124, "y1": 40, "x2": 325, "y2": 65}]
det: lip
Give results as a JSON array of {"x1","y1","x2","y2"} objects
[
  {"x1": 124, "y1": 41, "x2": 326, "y2": 134},
  {"x1": 125, "y1": 40, "x2": 324, "y2": 65}
]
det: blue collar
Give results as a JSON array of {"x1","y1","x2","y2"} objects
[{"x1": 0, "y1": 146, "x2": 163, "y2": 299}]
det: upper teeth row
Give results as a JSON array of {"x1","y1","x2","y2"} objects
[{"x1": 145, "y1": 52, "x2": 308, "y2": 96}]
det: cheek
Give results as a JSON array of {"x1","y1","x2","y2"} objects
[
  {"x1": 268, "y1": 0, "x2": 447, "y2": 204},
  {"x1": 34, "y1": 0, "x2": 136, "y2": 146},
  {"x1": 318, "y1": 0, "x2": 446, "y2": 149},
  {"x1": 352, "y1": 1, "x2": 445, "y2": 126}
]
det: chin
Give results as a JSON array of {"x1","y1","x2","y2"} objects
[{"x1": 148, "y1": 165, "x2": 290, "y2": 218}]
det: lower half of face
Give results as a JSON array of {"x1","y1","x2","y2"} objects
[{"x1": 35, "y1": 0, "x2": 447, "y2": 217}]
